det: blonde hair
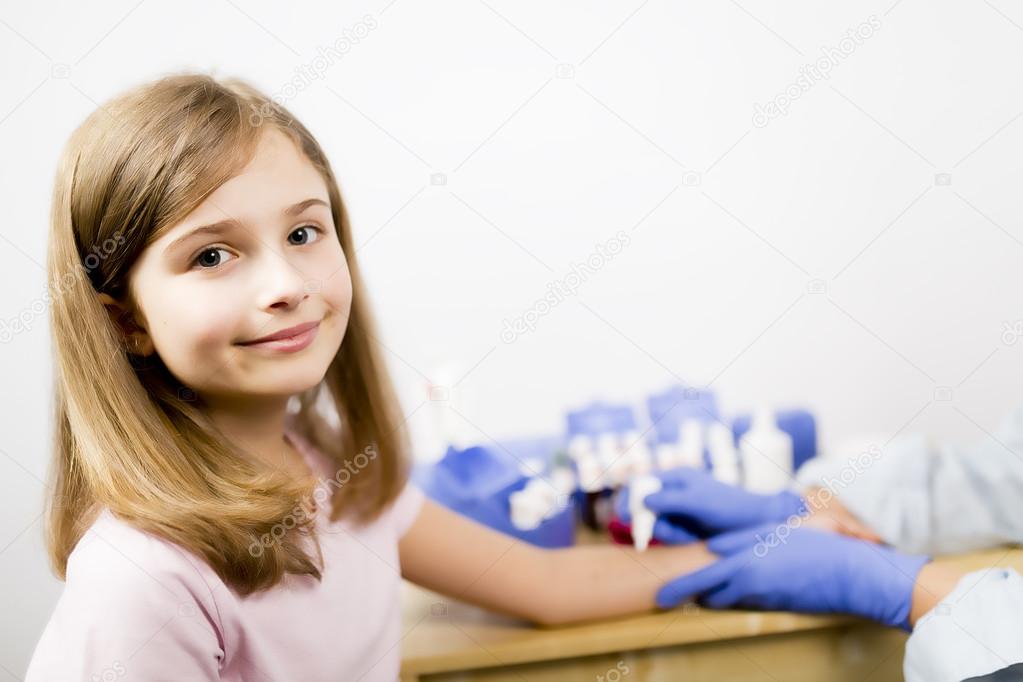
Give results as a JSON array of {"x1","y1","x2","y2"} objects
[{"x1": 46, "y1": 72, "x2": 410, "y2": 595}]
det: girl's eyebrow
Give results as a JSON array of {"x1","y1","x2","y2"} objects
[{"x1": 164, "y1": 197, "x2": 330, "y2": 255}]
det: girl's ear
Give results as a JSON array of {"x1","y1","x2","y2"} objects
[{"x1": 97, "y1": 292, "x2": 155, "y2": 356}]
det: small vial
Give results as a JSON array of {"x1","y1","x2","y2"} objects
[
  {"x1": 677, "y1": 420, "x2": 705, "y2": 469},
  {"x1": 567, "y1": 434, "x2": 592, "y2": 461},
  {"x1": 655, "y1": 442, "x2": 677, "y2": 470},
  {"x1": 597, "y1": 432, "x2": 624, "y2": 487},
  {"x1": 568, "y1": 434, "x2": 604, "y2": 491},
  {"x1": 628, "y1": 442, "x2": 653, "y2": 476},
  {"x1": 576, "y1": 452, "x2": 604, "y2": 493},
  {"x1": 740, "y1": 407, "x2": 793, "y2": 493},
  {"x1": 549, "y1": 466, "x2": 577, "y2": 496},
  {"x1": 620, "y1": 431, "x2": 651, "y2": 477},
  {"x1": 629, "y1": 474, "x2": 663, "y2": 552},
  {"x1": 707, "y1": 422, "x2": 741, "y2": 485}
]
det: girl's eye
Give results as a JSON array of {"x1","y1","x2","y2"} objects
[
  {"x1": 190, "y1": 226, "x2": 324, "y2": 270},
  {"x1": 288, "y1": 225, "x2": 323, "y2": 246},
  {"x1": 192, "y1": 247, "x2": 235, "y2": 269}
]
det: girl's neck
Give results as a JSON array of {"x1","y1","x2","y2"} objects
[{"x1": 202, "y1": 393, "x2": 298, "y2": 474}]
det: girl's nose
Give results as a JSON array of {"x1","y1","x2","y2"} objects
[{"x1": 260, "y1": 257, "x2": 311, "y2": 310}]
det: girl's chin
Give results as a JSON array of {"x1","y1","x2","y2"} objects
[{"x1": 210, "y1": 367, "x2": 327, "y2": 400}]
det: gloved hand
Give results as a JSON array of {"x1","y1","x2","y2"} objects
[
  {"x1": 615, "y1": 467, "x2": 806, "y2": 544},
  {"x1": 657, "y1": 522, "x2": 931, "y2": 631}
]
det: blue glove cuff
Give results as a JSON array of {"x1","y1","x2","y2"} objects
[{"x1": 866, "y1": 551, "x2": 931, "y2": 631}]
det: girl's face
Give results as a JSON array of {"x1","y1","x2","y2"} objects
[{"x1": 108, "y1": 129, "x2": 352, "y2": 405}]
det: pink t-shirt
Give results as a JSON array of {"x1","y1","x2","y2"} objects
[{"x1": 26, "y1": 417, "x2": 425, "y2": 681}]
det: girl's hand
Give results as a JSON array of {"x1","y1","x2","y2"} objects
[
  {"x1": 801, "y1": 486, "x2": 883, "y2": 544},
  {"x1": 615, "y1": 469, "x2": 884, "y2": 545}
]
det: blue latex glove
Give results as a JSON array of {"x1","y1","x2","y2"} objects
[
  {"x1": 615, "y1": 467, "x2": 806, "y2": 544},
  {"x1": 657, "y1": 522, "x2": 931, "y2": 631}
]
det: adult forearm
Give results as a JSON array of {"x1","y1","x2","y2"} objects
[{"x1": 909, "y1": 562, "x2": 964, "y2": 627}]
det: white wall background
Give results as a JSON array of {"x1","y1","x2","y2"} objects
[{"x1": 2, "y1": 0, "x2": 1023, "y2": 675}]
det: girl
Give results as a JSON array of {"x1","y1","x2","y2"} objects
[{"x1": 28, "y1": 72, "x2": 940, "y2": 681}]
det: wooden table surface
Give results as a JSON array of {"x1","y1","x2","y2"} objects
[{"x1": 399, "y1": 537, "x2": 1023, "y2": 681}]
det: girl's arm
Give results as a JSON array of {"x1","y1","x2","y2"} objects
[{"x1": 398, "y1": 498, "x2": 717, "y2": 626}]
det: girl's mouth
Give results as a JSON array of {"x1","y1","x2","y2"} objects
[{"x1": 237, "y1": 321, "x2": 320, "y2": 353}]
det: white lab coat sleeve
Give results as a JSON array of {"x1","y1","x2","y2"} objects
[
  {"x1": 904, "y1": 567, "x2": 1023, "y2": 682},
  {"x1": 795, "y1": 403, "x2": 1023, "y2": 555}
]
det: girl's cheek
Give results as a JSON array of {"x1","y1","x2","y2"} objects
[
  {"x1": 197, "y1": 315, "x2": 242, "y2": 351},
  {"x1": 318, "y1": 245, "x2": 352, "y2": 312},
  {"x1": 324, "y1": 271, "x2": 352, "y2": 320},
  {"x1": 154, "y1": 290, "x2": 245, "y2": 352}
]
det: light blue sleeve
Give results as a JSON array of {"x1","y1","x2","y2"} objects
[
  {"x1": 796, "y1": 403, "x2": 1023, "y2": 555},
  {"x1": 904, "y1": 568, "x2": 1023, "y2": 682}
]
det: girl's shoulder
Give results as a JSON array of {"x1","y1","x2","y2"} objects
[
  {"x1": 65, "y1": 508, "x2": 225, "y2": 626},
  {"x1": 27, "y1": 510, "x2": 226, "y2": 680}
]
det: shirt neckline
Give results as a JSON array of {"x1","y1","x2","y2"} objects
[{"x1": 283, "y1": 413, "x2": 327, "y2": 478}]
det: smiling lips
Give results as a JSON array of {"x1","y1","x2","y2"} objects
[{"x1": 238, "y1": 320, "x2": 320, "y2": 352}]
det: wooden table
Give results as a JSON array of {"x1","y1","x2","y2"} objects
[{"x1": 400, "y1": 540, "x2": 1023, "y2": 681}]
